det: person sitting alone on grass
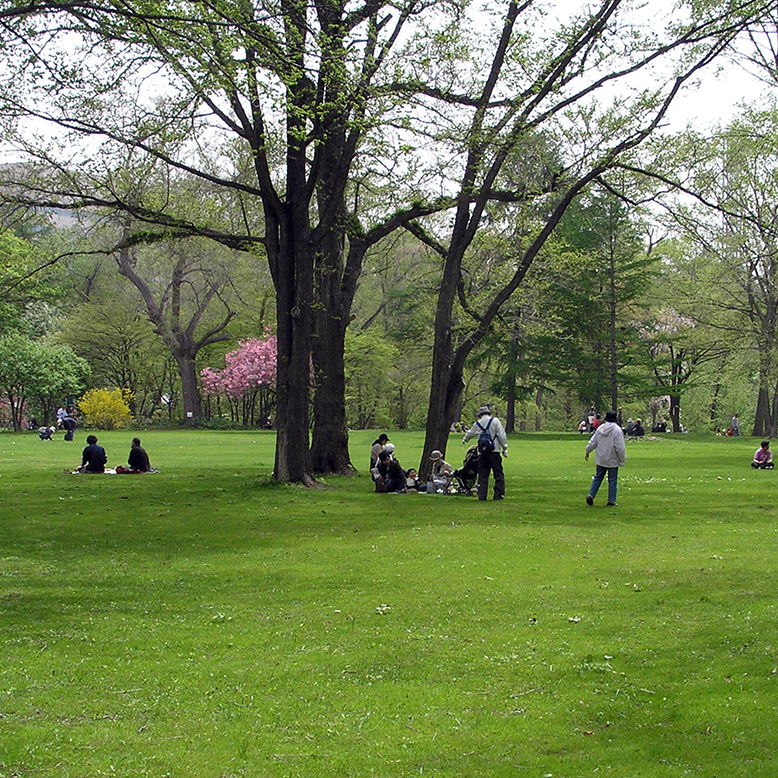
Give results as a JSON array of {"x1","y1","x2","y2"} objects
[
  {"x1": 77, "y1": 435, "x2": 108, "y2": 473},
  {"x1": 752, "y1": 440, "x2": 774, "y2": 469}
]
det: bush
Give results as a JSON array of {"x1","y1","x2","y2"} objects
[{"x1": 78, "y1": 388, "x2": 133, "y2": 430}]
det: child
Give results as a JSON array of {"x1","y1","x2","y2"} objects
[
  {"x1": 752, "y1": 440, "x2": 774, "y2": 469},
  {"x1": 405, "y1": 468, "x2": 423, "y2": 492}
]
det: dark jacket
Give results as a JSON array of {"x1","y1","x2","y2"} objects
[
  {"x1": 81, "y1": 444, "x2": 107, "y2": 473},
  {"x1": 128, "y1": 445, "x2": 151, "y2": 472}
]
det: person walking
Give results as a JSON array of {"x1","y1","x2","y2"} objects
[
  {"x1": 731, "y1": 414, "x2": 740, "y2": 436},
  {"x1": 462, "y1": 406, "x2": 508, "y2": 501},
  {"x1": 585, "y1": 410, "x2": 626, "y2": 506}
]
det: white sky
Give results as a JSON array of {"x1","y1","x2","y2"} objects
[{"x1": 664, "y1": 60, "x2": 771, "y2": 131}]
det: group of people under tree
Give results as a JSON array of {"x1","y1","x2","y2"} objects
[{"x1": 370, "y1": 406, "x2": 509, "y2": 501}]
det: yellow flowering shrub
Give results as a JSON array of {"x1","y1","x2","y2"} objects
[{"x1": 78, "y1": 388, "x2": 133, "y2": 429}]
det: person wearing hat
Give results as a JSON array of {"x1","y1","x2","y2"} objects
[
  {"x1": 584, "y1": 409, "x2": 626, "y2": 506},
  {"x1": 462, "y1": 406, "x2": 508, "y2": 500},
  {"x1": 429, "y1": 449, "x2": 454, "y2": 493}
]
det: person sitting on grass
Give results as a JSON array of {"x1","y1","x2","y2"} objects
[
  {"x1": 429, "y1": 449, "x2": 454, "y2": 493},
  {"x1": 375, "y1": 450, "x2": 406, "y2": 493},
  {"x1": 77, "y1": 435, "x2": 108, "y2": 473},
  {"x1": 128, "y1": 437, "x2": 152, "y2": 472},
  {"x1": 116, "y1": 437, "x2": 157, "y2": 473},
  {"x1": 752, "y1": 440, "x2": 774, "y2": 469},
  {"x1": 405, "y1": 468, "x2": 423, "y2": 492}
]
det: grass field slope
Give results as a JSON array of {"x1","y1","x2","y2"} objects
[{"x1": 1, "y1": 429, "x2": 776, "y2": 777}]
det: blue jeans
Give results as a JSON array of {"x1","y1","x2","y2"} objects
[{"x1": 589, "y1": 465, "x2": 619, "y2": 504}]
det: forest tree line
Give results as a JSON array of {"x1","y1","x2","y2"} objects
[{"x1": 0, "y1": 0, "x2": 776, "y2": 481}]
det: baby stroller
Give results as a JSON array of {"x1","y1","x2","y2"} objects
[{"x1": 452, "y1": 446, "x2": 479, "y2": 495}]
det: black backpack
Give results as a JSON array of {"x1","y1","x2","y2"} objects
[{"x1": 476, "y1": 418, "x2": 493, "y2": 455}]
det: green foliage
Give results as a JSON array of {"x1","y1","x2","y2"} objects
[
  {"x1": 0, "y1": 230, "x2": 45, "y2": 335},
  {"x1": 344, "y1": 329, "x2": 400, "y2": 428},
  {"x1": 58, "y1": 259, "x2": 175, "y2": 419},
  {"x1": 78, "y1": 387, "x2": 133, "y2": 429},
  {"x1": 649, "y1": 107, "x2": 778, "y2": 435},
  {"x1": 32, "y1": 342, "x2": 90, "y2": 424},
  {"x1": 0, "y1": 334, "x2": 88, "y2": 429}
]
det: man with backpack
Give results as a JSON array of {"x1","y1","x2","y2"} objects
[{"x1": 462, "y1": 406, "x2": 508, "y2": 501}]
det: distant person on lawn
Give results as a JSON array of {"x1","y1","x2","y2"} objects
[
  {"x1": 78, "y1": 435, "x2": 108, "y2": 473},
  {"x1": 752, "y1": 441, "x2": 774, "y2": 469},
  {"x1": 375, "y1": 450, "x2": 406, "y2": 493},
  {"x1": 462, "y1": 406, "x2": 508, "y2": 501},
  {"x1": 127, "y1": 437, "x2": 152, "y2": 472},
  {"x1": 585, "y1": 410, "x2": 626, "y2": 507},
  {"x1": 61, "y1": 414, "x2": 77, "y2": 441},
  {"x1": 370, "y1": 433, "x2": 390, "y2": 469}
]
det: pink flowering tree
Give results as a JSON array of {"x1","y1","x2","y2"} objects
[{"x1": 201, "y1": 336, "x2": 277, "y2": 427}]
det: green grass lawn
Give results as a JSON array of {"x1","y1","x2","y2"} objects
[{"x1": 1, "y1": 429, "x2": 777, "y2": 777}]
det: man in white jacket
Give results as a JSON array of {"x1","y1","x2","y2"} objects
[
  {"x1": 463, "y1": 406, "x2": 508, "y2": 501},
  {"x1": 585, "y1": 409, "x2": 626, "y2": 506}
]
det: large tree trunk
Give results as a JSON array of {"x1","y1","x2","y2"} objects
[
  {"x1": 309, "y1": 221, "x2": 356, "y2": 475},
  {"x1": 176, "y1": 354, "x2": 202, "y2": 423},
  {"x1": 308, "y1": 120, "x2": 362, "y2": 474},
  {"x1": 272, "y1": 239, "x2": 316, "y2": 485},
  {"x1": 608, "y1": 240, "x2": 618, "y2": 412},
  {"x1": 419, "y1": 239, "x2": 464, "y2": 479},
  {"x1": 421, "y1": 353, "x2": 464, "y2": 480},
  {"x1": 752, "y1": 384, "x2": 771, "y2": 437},
  {"x1": 311, "y1": 314, "x2": 352, "y2": 475}
]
